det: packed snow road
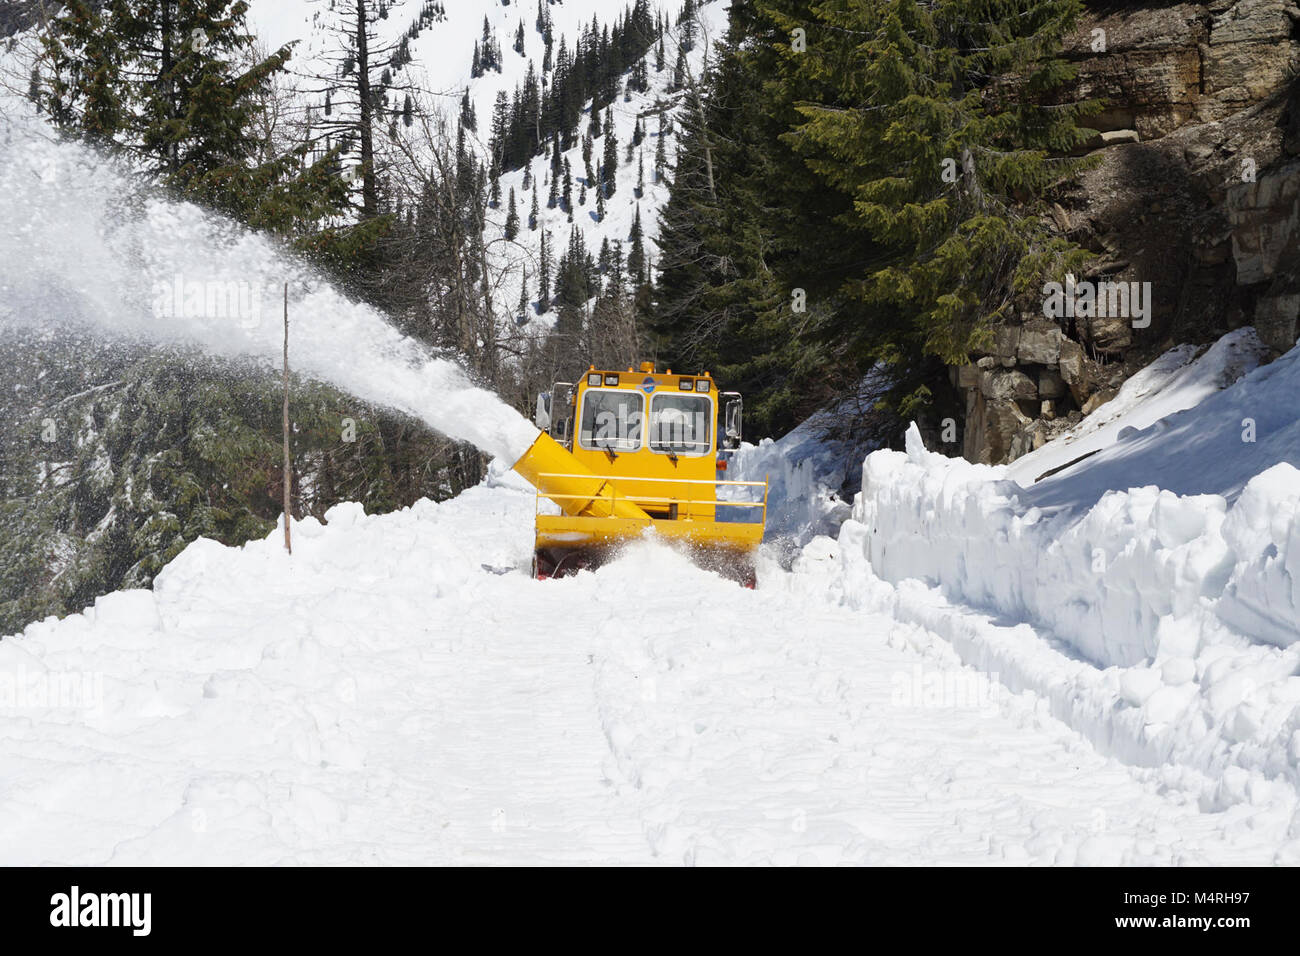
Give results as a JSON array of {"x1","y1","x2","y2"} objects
[{"x1": 0, "y1": 472, "x2": 1292, "y2": 865}]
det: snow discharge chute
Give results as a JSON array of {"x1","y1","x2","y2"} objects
[{"x1": 511, "y1": 432, "x2": 653, "y2": 521}]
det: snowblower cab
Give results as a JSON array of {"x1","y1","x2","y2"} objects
[{"x1": 513, "y1": 362, "x2": 767, "y2": 585}]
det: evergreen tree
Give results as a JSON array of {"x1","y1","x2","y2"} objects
[
  {"x1": 671, "y1": 47, "x2": 685, "y2": 91},
  {"x1": 629, "y1": 205, "x2": 647, "y2": 290},
  {"x1": 562, "y1": 159, "x2": 573, "y2": 220},
  {"x1": 538, "y1": 228, "x2": 553, "y2": 312},
  {"x1": 41, "y1": 0, "x2": 349, "y2": 236},
  {"x1": 518, "y1": 270, "x2": 531, "y2": 320},
  {"x1": 601, "y1": 110, "x2": 618, "y2": 197},
  {"x1": 654, "y1": 113, "x2": 667, "y2": 182},
  {"x1": 505, "y1": 186, "x2": 520, "y2": 240},
  {"x1": 758, "y1": 0, "x2": 1099, "y2": 394}
]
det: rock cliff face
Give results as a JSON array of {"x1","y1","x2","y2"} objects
[{"x1": 956, "y1": 0, "x2": 1300, "y2": 465}]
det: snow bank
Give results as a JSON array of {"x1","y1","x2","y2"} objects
[
  {"x1": 730, "y1": 374, "x2": 889, "y2": 550},
  {"x1": 826, "y1": 332, "x2": 1300, "y2": 794}
]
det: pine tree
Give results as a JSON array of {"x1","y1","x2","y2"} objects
[
  {"x1": 550, "y1": 131, "x2": 562, "y2": 180},
  {"x1": 518, "y1": 270, "x2": 531, "y2": 320},
  {"x1": 41, "y1": 0, "x2": 350, "y2": 235},
  {"x1": 562, "y1": 159, "x2": 573, "y2": 220},
  {"x1": 505, "y1": 187, "x2": 520, "y2": 240},
  {"x1": 654, "y1": 114, "x2": 667, "y2": 183},
  {"x1": 538, "y1": 228, "x2": 553, "y2": 312},
  {"x1": 651, "y1": 15, "x2": 825, "y2": 437},
  {"x1": 680, "y1": 0, "x2": 698, "y2": 52},
  {"x1": 601, "y1": 110, "x2": 619, "y2": 197},
  {"x1": 761, "y1": 0, "x2": 1099, "y2": 378},
  {"x1": 629, "y1": 205, "x2": 647, "y2": 290},
  {"x1": 529, "y1": 189, "x2": 539, "y2": 229}
]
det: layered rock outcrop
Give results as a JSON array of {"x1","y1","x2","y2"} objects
[{"x1": 956, "y1": 0, "x2": 1300, "y2": 464}]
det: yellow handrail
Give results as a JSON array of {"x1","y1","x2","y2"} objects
[{"x1": 534, "y1": 472, "x2": 768, "y2": 488}]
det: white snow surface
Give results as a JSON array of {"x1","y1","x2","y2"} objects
[
  {"x1": 822, "y1": 330, "x2": 1300, "y2": 817},
  {"x1": 3, "y1": 463, "x2": 1298, "y2": 865}
]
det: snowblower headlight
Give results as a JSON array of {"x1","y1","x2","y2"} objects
[
  {"x1": 695, "y1": 380, "x2": 710, "y2": 392},
  {"x1": 603, "y1": 374, "x2": 619, "y2": 386},
  {"x1": 679, "y1": 378, "x2": 694, "y2": 390},
  {"x1": 587, "y1": 373, "x2": 602, "y2": 386}
]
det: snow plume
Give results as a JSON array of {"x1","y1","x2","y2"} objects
[{"x1": 0, "y1": 119, "x2": 539, "y2": 464}]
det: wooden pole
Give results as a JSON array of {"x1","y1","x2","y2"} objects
[{"x1": 283, "y1": 282, "x2": 292, "y2": 555}]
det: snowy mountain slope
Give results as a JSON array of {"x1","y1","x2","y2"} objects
[
  {"x1": 244, "y1": 0, "x2": 730, "y2": 329},
  {"x1": 3, "y1": 465, "x2": 1296, "y2": 865},
  {"x1": 813, "y1": 329, "x2": 1300, "y2": 809}
]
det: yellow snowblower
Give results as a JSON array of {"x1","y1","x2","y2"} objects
[{"x1": 512, "y1": 362, "x2": 767, "y2": 585}]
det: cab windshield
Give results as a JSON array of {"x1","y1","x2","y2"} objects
[
  {"x1": 578, "y1": 389, "x2": 643, "y2": 452},
  {"x1": 649, "y1": 394, "x2": 712, "y2": 456}
]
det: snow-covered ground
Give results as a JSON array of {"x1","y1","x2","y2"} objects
[
  {"x1": 4, "y1": 449, "x2": 1299, "y2": 863},
  {"x1": 806, "y1": 329, "x2": 1300, "y2": 845}
]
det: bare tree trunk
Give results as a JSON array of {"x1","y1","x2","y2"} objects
[
  {"x1": 161, "y1": 0, "x2": 177, "y2": 174},
  {"x1": 282, "y1": 283, "x2": 292, "y2": 555},
  {"x1": 354, "y1": 0, "x2": 378, "y2": 217}
]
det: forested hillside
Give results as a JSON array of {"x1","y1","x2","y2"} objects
[{"x1": 651, "y1": 0, "x2": 1300, "y2": 455}]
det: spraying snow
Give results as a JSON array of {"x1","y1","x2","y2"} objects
[{"x1": 0, "y1": 120, "x2": 539, "y2": 464}]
